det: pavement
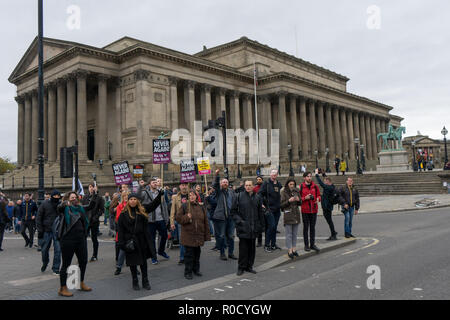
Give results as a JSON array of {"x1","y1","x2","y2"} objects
[{"x1": 0, "y1": 193, "x2": 448, "y2": 300}]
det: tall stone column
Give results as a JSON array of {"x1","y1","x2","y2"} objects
[
  {"x1": 299, "y1": 97, "x2": 309, "y2": 160},
  {"x1": 365, "y1": 115, "x2": 372, "y2": 160},
  {"x1": 76, "y1": 70, "x2": 88, "y2": 161},
  {"x1": 289, "y1": 95, "x2": 299, "y2": 161},
  {"x1": 308, "y1": 99, "x2": 318, "y2": 157},
  {"x1": 347, "y1": 110, "x2": 355, "y2": 160},
  {"x1": 215, "y1": 87, "x2": 226, "y2": 119},
  {"x1": 200, "y1": 84, "x2": 212, "y2": 127},
  {"x1": 242, "y1": 94, "x2": 253, "y2": 130},
  {"x1": 333, "y1": 106, "x2": 342, "y2": 158},
  {"x1": 317, "y1": 101, "x2": 325, "y2": 158},
  {"x1": 340, "y1": 107, "x2": 348, "y2": 158},
  {"x1": 97, "y1": 74, "x2": 109, "y2": 160},
  {"x1": 370, "y1": 116, "x2": 377, "y2": 158},
  {"x1": 230, "y1": 90, "x2": 240, "y2": 129},
  {"x1": 23, "y1": 94, "x2": 32, "y2": 166},
  {"x1": 325, "y1": 103, "x2": 334, "y2": 159},
  {"x1": 43, "y1": 88, "x2": 48, "y2": 161},
  {"x1": 264, "y1": 96, "x2": 272, "y2": 155},
  {"x1": 168, "y1": 77, "x2": 178, "y2": 131},
  {"x1": 48, "y1": 83, "x2": 57, "y2": 163},
  {"x1": 56, "y1": 78, "x2": 66, "y2": 161},
  {"x1": 114, "y1": 78, "x2": 122, "y2": 160},
  {"x1": 31, "y1": 90, "x2": 39, "y2": 164},
  {"x1": 66, "y1": 73, "x2": 77, "y2": 147},
  {"x1": 359, "y1": 113, "x2": 366, "y2": 158},
  {"x1": 15, "y1": 96, "x2": 25, "y2": 167},
  {"x1": 278, "y1": 92, "x2": 288, "y2": 160},
  {"x1": 375, "y1": 117, "x2": 381, "y2": 153},
  {"x1": 184, "y1": 80, "x2": 196, "y2": 131}
]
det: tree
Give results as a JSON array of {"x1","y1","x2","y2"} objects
[{"x1": 0, "y1": 157, "x2": 16, "y2": 175}]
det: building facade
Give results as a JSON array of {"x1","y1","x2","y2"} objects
[{"x1": 10, "y1": 36, "x2": 403, "y2": 174}]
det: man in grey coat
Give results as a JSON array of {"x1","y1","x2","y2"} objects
[
  {"x1": 138, "y1": 177, "x2": 170, "y2": 264},
  {"x1": 212, "y1": 169, "x2": 238, "y2": 261}
]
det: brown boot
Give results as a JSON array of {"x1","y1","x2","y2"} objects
[
  {"x1": 58, "y1": 286, "x2": 73, "y2": 297},
  {"x1": 79, "y1": 281, "x2": 92, "y2": 292}
]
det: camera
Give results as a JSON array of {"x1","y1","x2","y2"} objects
[{"x1": 310, "y1": 194, "x2": 314, "y2": 201}]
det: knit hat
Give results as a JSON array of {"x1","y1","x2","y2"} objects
[
  {"x1": 128, "y1": 193, "x2": 141, "y2": 201},
  {"x1": 51, "y1": 190, "x2": 61, "y2": 197}
]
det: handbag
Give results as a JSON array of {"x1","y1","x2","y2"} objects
[{"x1": 124, "y1": 213, "x2": 138, "y2": 253}]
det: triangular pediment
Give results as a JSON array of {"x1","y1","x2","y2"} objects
[
  {"x1": 102, "y1": 36, "x2": 141, "y2": 52},
  {"x1": 9, "y1": 37, "x2": 74, "y2": 83}
]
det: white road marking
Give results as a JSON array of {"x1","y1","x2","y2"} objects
[
  {"x1": 280, "y1": 270, "x2": 286, "y2": 273},
  {"x1": 413, "y1": 288, "x2": 423, "y2": 291},
  {"x1": 214, "y1": 288, "x2": 224, "y2": 292},
  {"x1": 290, "y1": 266, "x2": 295, "y2": 269},
  {"x1": 225, "y1": 286, "x2": 233, "y2": 289},
  {"x1": 342, "y1": 238, "x2": 380, "y2": 255},
  {"x1": 240, "y1": 279, "x2": 252, "y2": 282},
  {"x1": 6, "y1": 274, "x2": 58, "y2": 287},
  {"x1": 355, "y1": 285, "x2": 361, "y2": 289},
  {"x1": 236, "y1": 283, "x2": 241, "y2": 286},
  {"x1": 185, "y1": 297, "x2": 194, "y2": 300}
]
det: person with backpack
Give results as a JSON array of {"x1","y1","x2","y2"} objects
[
  {"x1": 176, "y1": 190, "x2": 211, "y2": 280},
  {"x1": 315, "y1": 173, "x2": 338, "y2": 241},
  {"x1": 299, "y1": 172, "x2": 321, "y2": 252},
  {"x1": 231, "y1": 180, "x2": 265, "y2": 275}
]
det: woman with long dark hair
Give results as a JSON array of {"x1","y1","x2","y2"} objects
[
  {"x1": 117, "y1": 192, "x2": 162, "y2": 290},
  {"x1": 57, "y1": 188, "x2": 99, "y2": 297},
  {"x1": 280, "y1": 178, "x2": 301, "y2": 258}
]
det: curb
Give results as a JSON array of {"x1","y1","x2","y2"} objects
[
  {"x1": 255, "y1": 238, "x2": 356, "y2": 272},
  {"x1": 317, "y1": 204, "x2": 450, "y2": 216},
  {"x1": 138, "y1": 238, "x2": 356, "y2": 300}
]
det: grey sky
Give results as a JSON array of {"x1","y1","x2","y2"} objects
[{"x1": 1, "y1": 0, "x2": 448, "y2": 161}]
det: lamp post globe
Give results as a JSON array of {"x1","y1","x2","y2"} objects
[
  {"x1": 442, "y1": 126, "x2": 448, "y2": 167},
  {"x1": 325, "y1": 147, "x2": 331, "y2": 173},
  {"x1": 288, "y1": 144, "x2": 294, "y2": 177}
]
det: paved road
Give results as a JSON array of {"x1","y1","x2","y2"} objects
[
  {"x1": 1, "y1": 207, "x2": 449, "y2": 300},
  {"x1": 162, "y1": 207, "x2": 450, "y2": 300}
]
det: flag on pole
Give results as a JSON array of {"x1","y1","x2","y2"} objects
[{"x1": 72, "y1": 177, "x2": 85, "y2": 196}]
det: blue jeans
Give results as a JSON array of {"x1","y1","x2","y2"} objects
[
  {"x1": 41, "y1": 231, "x2": 61, "y2": 272},
  {"x1": 265, "y1": 210, "x2": 280, "y2": 247},
  {"x1": 213, "y1": 216, "x2": 235, "y2": 256},
  {"x1": 176, "y1": 222, "x2": 185, "y2": 260},
  {"x1": 344, "y1": 207, "x2": 355, "y2": 234},
  {"x1": 148, "y1": 220, "x2": 168, "y2": 255}
]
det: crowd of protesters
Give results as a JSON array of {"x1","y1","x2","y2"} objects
[{"x1": 0, "y1": 167, "x2": 360, "y2": 296}]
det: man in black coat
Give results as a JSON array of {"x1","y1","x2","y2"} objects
[
  {"x1": 315, "y1": 173, "x2": 338, "y2": 241},
  {"x1": 36, "y1": 190, "x2": 62, "y2": 274},
  {"x1": 19, "y1": 193, "x2": 38, "y2": 248},
  {"x1": 82, "y1": 184, "x2": 104, "y2": 261},
  {"x1": 339, "y1": 177, "x2": 360, "y2": 238},
  {"x1": 231, "y1": 180, "x2": 265, "y2": 276},
  {"x1": 0, "y1": 198, "x2": 11, "y2": 251}
]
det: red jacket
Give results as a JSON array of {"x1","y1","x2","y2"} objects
[
  {"x1": 299, "y1": 182, "x2": 321, "y2": 214},
  {"x1": 253, "y1": 184, "x2": 262, "y2": 194},
  {"x1": 115, "y1": 200, "x2": 127, "y2": 242}
]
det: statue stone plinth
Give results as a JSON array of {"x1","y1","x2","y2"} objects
[{"x1": 376, "y1": 150, "x2": 410, "y2": 172}]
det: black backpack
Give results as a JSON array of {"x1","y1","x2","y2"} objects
[{"x1": 330, "y1": 186, "x2": 340, "y2": 205}]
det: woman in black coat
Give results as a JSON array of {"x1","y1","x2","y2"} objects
[
  {"x1": 315, "y1": 173, "x2": 338, "y2": 240},
  {"x1": 117, "y1": 191, "x2": 162, "y2": 290}
]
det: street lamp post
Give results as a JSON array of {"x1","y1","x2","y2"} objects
[
  {"x1": 442, "y1": 126, "x2": 448, "y2": 167},
  {"x1": 354, "y1": 138, "x2": 362, "y2": 175},
  {"x1": 411, "y1": 140, "x2": 418, "y2": 172},
  {"x1": 314, "y1": 150, "x2": 318, "y2": 170},
  {"x1": 345, "y1": 151, "x2": 349, "y2": 172},
  {"x1": 37, "y1": 0, "x2": 45, "y2": 205},
  {"x1": 325, "y1": 147, "x2": 331, "y2": 173},
  {"x1": 288, "y1": 144, "x2": 294, "y2": 177}
]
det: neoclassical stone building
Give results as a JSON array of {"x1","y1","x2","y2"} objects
[{"x1": 10, "y1": 36, "x2": 403, "y2": 175}]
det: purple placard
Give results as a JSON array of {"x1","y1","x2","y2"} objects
[
  {"x1": 153, "y1": 139, "x2": 171, "y2": 164},
  {"x1": 112, "y1": 161, "x2": 133, "y2": 186},
  {"x1": 180, "y1": 159, "x2": 196, "y2": 183}
]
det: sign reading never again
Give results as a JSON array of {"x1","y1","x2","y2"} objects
[
  {"x1": 180, "y1": 159, "x2": 196, "y2": 183},
  {"x1": 112, "y1": 161, "x2": 133, "y2": 185},
  {"x1": 153, "y1": 139, "x2": 171, "y2": 164}
]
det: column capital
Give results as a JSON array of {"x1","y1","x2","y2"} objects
[
  {"x1": 96, "y1": 73, "x2": 111, "y2": 82},
  {"x1": 15, "y1": 95, "x2": 25, "y2": 104},
  {"x1": 30, "y1": 89, "x2": 38, "y2": 97},
  {"x1": 168, "y1": 76, "x2": 179, "y2": 86},
  {"x1": 316, "y1": 100, "x2": 324, "y2": 107},
  {"x1": 200, "y1": 83, "x2": 212, "y2": 93},
  {"x1": 229, "y1": 90, "x2": 240, "y2": 98},
  {"x1": 75, "y1": 69, "x2": 89, "y2": 80},
  {"x1": 46, "y1": 81, "x2": 57, "y2": 91},
  {"x1": 134, "y1": 69, "x2": 150, "y2": 81},
  {"x1": 184, "y1": 80, "x2": 196, "y2": 89},
  {"x1": 111, "y1": 77, "x2": 122, "y2": 88},
  {"x1": 215, "y1": 87, "x2": 227, "y2": 95},
  {"x1": 56, "y1": 77, "x2": 66, "y2": 87},
  {"x1": 288, "y1": 93, "x2": 298, "y2": 100},
  {"x1": 241, "y1": 93, "x2": 252, "y2": 101},
  {"x1": 257, "y1": 95, "x2": 269, "y2": 103},
  {"x1": 275, "y1": 90, "x2": 288, "y2": 98},
  {"x1": 307, "y1": 97, "x2": 316, "y2": 104},
  {"x1": 64, "y1": 72, "x2": 77, "y2": 82}
]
